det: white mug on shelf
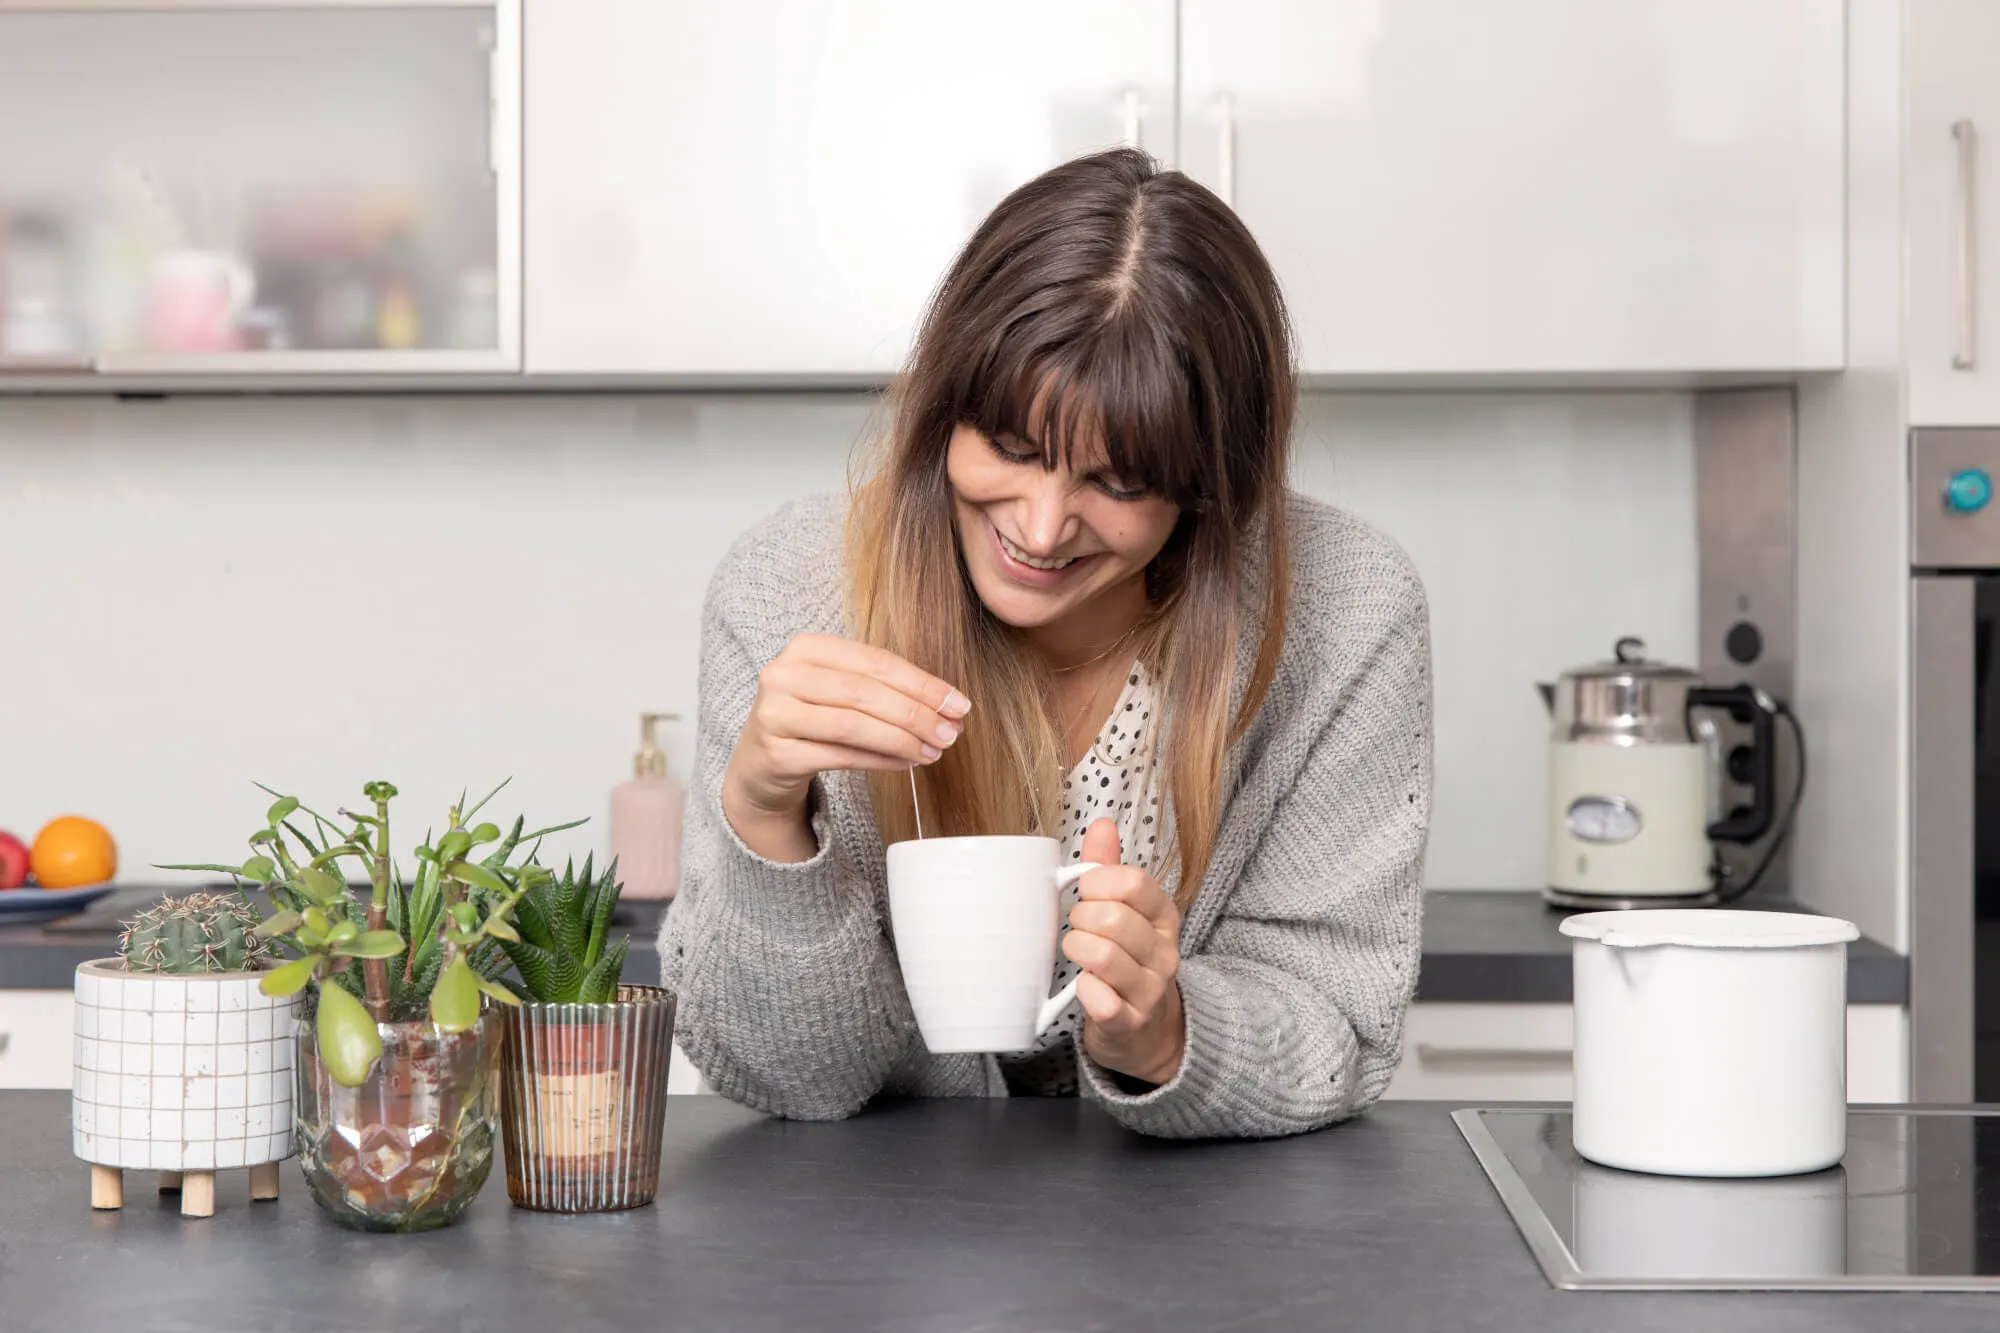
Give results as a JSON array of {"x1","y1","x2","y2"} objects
[{"x1": 886, "y1": 835, "x2": 1099, "y2": 1053}]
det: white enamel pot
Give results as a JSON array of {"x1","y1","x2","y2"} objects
[{"x1": 1560, "y1": 909, "x2": 1859, "y2": 1178}]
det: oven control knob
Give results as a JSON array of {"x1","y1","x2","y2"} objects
[{"x1": 1945, "y1": 467, "x2": 1992, "y2": 514}]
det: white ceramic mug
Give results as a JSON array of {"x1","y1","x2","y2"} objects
[{"x1": 886, "y1": 835, "x2": 1100, "y2": 1053}]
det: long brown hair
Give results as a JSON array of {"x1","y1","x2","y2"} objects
[{"x1": 846, "y1": 148, "x2": 1294, "y2": 907}]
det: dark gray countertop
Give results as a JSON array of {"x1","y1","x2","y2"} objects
[
  {"x1": 1416, "y1": 891, "x2": 1909, "y2": 1004},
  {"x1": 0, "y1": 887, "x2": 1904, "y2": 1004},
  {"x1": 0, "y1": 1091, "x2": 1987, "y2": 1331}
]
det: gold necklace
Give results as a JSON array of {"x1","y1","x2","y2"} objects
[{"x1": 1049, "y1": 621, "x2": 1144, "y2": 675}]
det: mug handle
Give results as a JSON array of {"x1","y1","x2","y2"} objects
[{"x1": 1034, "y1": 861, "x2": 1103, "y2": 1037}]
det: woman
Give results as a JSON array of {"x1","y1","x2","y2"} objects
[{"x1": 659, "y1": 148, "x2": 1432, "y2": 1140}]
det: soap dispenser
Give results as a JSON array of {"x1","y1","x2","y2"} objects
[{"x1": 611, "y1": 711, "x2": 685, "y2": 901}]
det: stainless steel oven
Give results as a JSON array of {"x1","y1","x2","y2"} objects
[{"x1": 1912, "y1": 428, "x2": 2000, "y2": 1101}]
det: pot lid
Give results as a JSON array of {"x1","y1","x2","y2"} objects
[
  {"x1": 1560, "y1": 635, "x2": 1700, "y2": 683},
  {"x1": 1559, "y1": 908, "x2": 1860, "y2": 950}
]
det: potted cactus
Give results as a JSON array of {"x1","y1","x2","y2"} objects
[
  {"x1": 161, "y1": 779, "x2": 583, "y2": 1233},
  {"x1": 495, "y1": 855, "x2": 674, "y2": 1212},
  {"x1": 72, "y1": 891, "x2": 301, "y2": 1219}
]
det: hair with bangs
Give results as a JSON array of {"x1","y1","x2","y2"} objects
[{"x1": 847, "y1": 147, "x2": 1294, "y2": 908}]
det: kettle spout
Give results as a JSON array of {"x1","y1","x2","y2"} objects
[{"x1": 1536, "y1": 682, "x2": 1555, "y2": 715}]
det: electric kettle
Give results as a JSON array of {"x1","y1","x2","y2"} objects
[{"x1": 1537, "y1": 637, "x2": 1777, "y2": 908}]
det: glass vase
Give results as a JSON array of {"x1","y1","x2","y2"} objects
[
  {"x1": 499, "y1": 984, "x2": 674, "y2": 1212},
  {"x1": 294, "y1": 1006, "x2": 501, "y2": 1233}
]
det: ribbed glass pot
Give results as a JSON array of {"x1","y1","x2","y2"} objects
[{"x1": 498, "y1": 984, "x2": 674, "y2": 1212}]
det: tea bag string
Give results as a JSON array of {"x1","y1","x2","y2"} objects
[{"x1": 909, "y1": 765, "x2": 925, "y2": 840}]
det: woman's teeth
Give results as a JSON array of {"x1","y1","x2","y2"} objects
[{"x1": 999, "y1": 531, "x2": 1077, "y2": 571}]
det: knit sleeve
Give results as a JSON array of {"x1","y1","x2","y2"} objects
[
  {"x1": 1078, "y1": 564, "x2": 1432, "y2": 1139},
  {"x1": 656, "y1": 518, "x2": 925, "y2": 1120}
]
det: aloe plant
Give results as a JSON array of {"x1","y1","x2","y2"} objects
[
  {"x1": 159, "y1": 778, "x2": 584, "y2": 1087},
  {"x1": 497, "y1": 855, "x2": 629, "y2": 1004}
]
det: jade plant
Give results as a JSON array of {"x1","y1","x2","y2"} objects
[
  {"x1": 118, "y1": 892, "x2": 273, "y2": 974},
  {"x1": 497, "y1": 855, "x2": 630, "y2": 1004},
  {"x1": 160, "y1": 779, "x2": 582, "y2": 1088}
]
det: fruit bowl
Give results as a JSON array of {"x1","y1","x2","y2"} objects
[{"x1": 0, "y1": 884, "x2": 117, "y2": 924}]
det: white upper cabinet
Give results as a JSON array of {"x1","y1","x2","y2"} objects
[
  {"x1": 0, "y1": 1, "x2": 520, "y2": 386},
  {"x1": 1908, "y1": 0, "x2": 2000, "y2": 425},
  {"x1": 1177, "y1": 0, "x2": 1846, "y2": 377},
  {"x1": 525, "y1": 1, "x2": 1175, "y2": 378}
]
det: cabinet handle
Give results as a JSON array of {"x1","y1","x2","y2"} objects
[
  {"x1": 1216, "y1": 92, "x2": 1237, "y2": 208},
  {"x1": 1954, "y1": 118, "x2": 1979, "y2": 371},
  {"x1": 1120, "y1": 90, "x2": 1140, "y2": 150},
  {"x1": 1415, "y1": 1044, "x2": 1572, "y2": 1071}
]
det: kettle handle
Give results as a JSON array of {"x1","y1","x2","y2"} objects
[{"x1": 1686, "y1": 684, "x2": 1777, "y2": 843}]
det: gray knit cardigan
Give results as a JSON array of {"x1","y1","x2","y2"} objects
[{"x1": 658, "y1": 491, "x2": 1433, "y2": 1140}]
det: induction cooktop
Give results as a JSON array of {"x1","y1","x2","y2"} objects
[{"x1": 1455, "y1": 1107, "x2": 2000, "y2": 1291}]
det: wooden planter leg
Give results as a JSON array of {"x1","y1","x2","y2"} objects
[
  {"x1": 159, "y1": 1171, "x2": 183, "y2": 1193},
  {"x1": 249, "y1": 1163, "x2": 280, "y2": 1202},
  {"x1": 179, "y1": 1171, "x2": 215, "y2": 1219},
  {"x1": 90, "y1": 1165, "x2": 123, "y2": 1211}
]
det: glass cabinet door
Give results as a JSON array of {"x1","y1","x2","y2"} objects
[{"x1": 0, "y1": 0, "x2": 519, "y2": 382}]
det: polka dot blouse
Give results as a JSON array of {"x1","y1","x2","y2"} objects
[{"x1": 995, "y1": 662, "x2": 1167, "y2": 1098}]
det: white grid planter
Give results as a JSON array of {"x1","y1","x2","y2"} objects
[{"x1": 71, "y1": 959, "x2": 300, "y2": 1218}]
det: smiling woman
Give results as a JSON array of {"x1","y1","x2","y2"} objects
[{"x1": 660, "y1": 147, "x2": 1436, "y2": 1137}]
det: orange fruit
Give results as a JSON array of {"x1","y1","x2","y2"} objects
[{"x1": 30, "y1": 816, "x2": 117, "y2": 889}]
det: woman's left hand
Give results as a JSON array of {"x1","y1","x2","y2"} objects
[{"x1": 1065, "y1": 819, "x2": 1185, "y2": 1087}]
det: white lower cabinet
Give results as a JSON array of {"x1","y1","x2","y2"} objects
[
  {"x1": 1383, "y1": 1002, "x2": 1909, "y2": 1104},
  {"x1": 0, "y1": 990, "x2": 74, "y2": 1091}
]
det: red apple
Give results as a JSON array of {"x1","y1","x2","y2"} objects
[{"x1": 0, "y1": 831, "x2": 28, "y2": 890}]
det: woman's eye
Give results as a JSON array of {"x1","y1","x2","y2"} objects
[
  {"x1": 988, "y1": 434, "x2": 1039, "y2": 464},
  {"x1": 1093, "y1": 475, "x2": 1149, "y2": 502}
]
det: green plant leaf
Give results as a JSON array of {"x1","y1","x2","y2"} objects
[
  {"x1": 474, "y1": 975, "x2": 521, "y2": 1006},
  {"x1": 332, "y1": 930, "x2": 404, "y2": 960},
  {"x1": 448, "y1": 860, "x2": 508, "y2": 894},
  {"x1": 266, "y1": 796, "x2": 300, "y2": 827},
  {"x1": 585, "y1": 858, "x2": 621, "y2": 968},
  {"x1": 511, "y1": 883, "x2": 557, "y2": 950},
  {"x1": 482, "y1": 914, "x2": 520, "y2": 942},
  {"x1": 303, "y1": 906, "x2": 331, "y2": 933},
  {"x1": 259, "y1": 955, "x2": 319, "y2": 998},
  {"x1": 461, "y1": 778, "x2": 511, "y2": 824},
  {"x1": 468, "y1": 822, "x2": 501, "y2": 847},
  {"x1": 240, "y1": 855, "x2": 277, "y2": 884},
  {"x1": 326, "y1": 921, "x2": 359, "y2": 945},
  {"x1": 519, "y1": 817, "x2": 589, "y2": 843},
  {"x1": 154, "y1": 862, "x2": 249, "y2": 876},
  {"x1": 297, "y1": 866, "x2": 346, "y2": 906},
  {"x1": 257, "y1": 909, "x2": 304, "y2": 937},
  {"x1": 577, "y1": 934, "x2": 629, "y2": 1005},
  {"x1": 317, "y1": 979, "x2": 384, "y2": 1086},
  {"x1": 430, "y1": 954, "x2": 480, "y2": 1033},
  {"x1": 436, "y1": 830, "x2": 473, "y2": 864},
  {"x1": 495, "y1": 935, "x2": 571, "y2": 1003},
  {"x1": 248, "y1": 828, "x2": 280, "y2": 846}
]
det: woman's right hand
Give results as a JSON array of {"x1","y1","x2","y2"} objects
[{"x1": 722, "y1": 634, "x2": 971, "y2": 855}]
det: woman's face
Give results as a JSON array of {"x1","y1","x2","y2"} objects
[{"x1": 946, "y1": 422, "x2": 1181, "y2": 635}]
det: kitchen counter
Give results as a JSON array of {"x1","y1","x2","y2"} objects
[
  {"x1": 0, "y1": 888, "x2": 1903, "y2": 1003},
  {"x1": 0, "y1": 1091, "x2": 1987, "y2": 1332}
]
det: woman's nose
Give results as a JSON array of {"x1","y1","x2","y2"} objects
[{"x1": 1016, "y1": 475, "x2": 1080, "y2": 554}]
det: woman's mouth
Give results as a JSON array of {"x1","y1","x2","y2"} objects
[{"x1": 993, "y1": 523, "x2": 1092, "y2": 586}]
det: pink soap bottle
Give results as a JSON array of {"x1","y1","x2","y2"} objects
[{"x1": 610, "y1": 711, "x2": 685, "y2": 900}]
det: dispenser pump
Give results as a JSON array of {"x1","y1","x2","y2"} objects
[{"x1": 635, "y1": 711, "x2": 678, "y2": 779}]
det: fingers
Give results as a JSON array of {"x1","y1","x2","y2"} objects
[
  {"x1": 790, "y1": 634, "x2": 971, "y2": 720},
  {"x1": 1077, "y1": 861, "x2": 1178, "y2": 928},
  {"x1": 760, "y1": 693, "x2": 947, "y2": 767},
  {"x1": 1062, "y1": 925, "x2": 1169, "y2": 1013},
  {"x1": 785, "y1": 662, "x2": 964, "y2": 753},
  {"x1": 1066, "y1": 899, "x2": 1165, "y2": 968},
  {"x1": 1079, "y1": 817, "x2": 1122, "y2": 869}
]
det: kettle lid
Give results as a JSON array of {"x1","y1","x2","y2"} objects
[{"x1": 1561, "y1": 636, "x2": 1699, "y2": 683}]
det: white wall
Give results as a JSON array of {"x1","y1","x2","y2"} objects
[
  {"x1": 0, "y1": 389, "x2": 1694, "y2": 891},
  {"x1": 1793, "y1": 0, "x2": 1907, "y2": 949}
]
